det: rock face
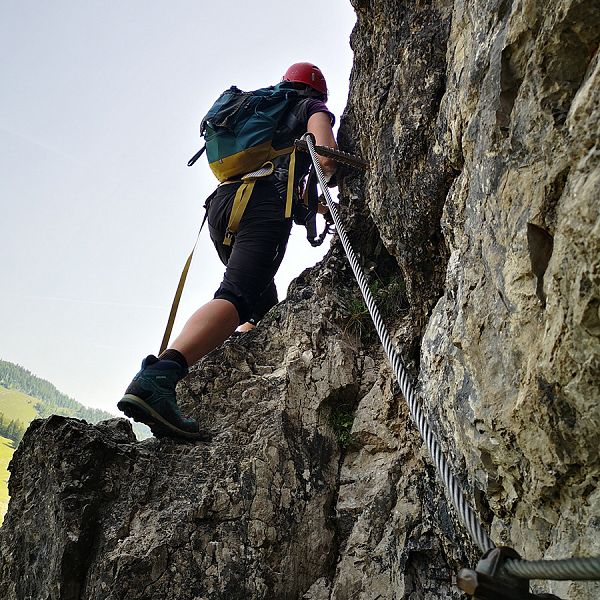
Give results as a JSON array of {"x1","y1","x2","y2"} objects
[{"x1": 1, "y1": 1, "x2": 598, "y2": 599}]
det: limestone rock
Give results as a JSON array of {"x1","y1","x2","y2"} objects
[{"x1": 1, "y1": 1, "x2": 598, "y2": 599}]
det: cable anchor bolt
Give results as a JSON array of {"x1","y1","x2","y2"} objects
[{"x1": 457, "y1": 547, "x2": 563, "y2": 600}]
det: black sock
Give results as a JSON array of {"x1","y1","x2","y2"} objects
[{"x1": 158, "y1": 349, "x2": 188, "y2": 370}]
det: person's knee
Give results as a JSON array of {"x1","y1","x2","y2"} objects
[{"x1": 213, "y1": 287, "x2": 250, "y2": 324}]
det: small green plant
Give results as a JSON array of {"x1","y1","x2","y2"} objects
[
  {"x1": 341, "y1": 296, "x2": 371, "y2": 339},
  {"x1": 370, "y1": 275, "x2": 407, "y2": 317},
  {"x1": 330, "y1": 404, "x2": 355, "y2": 449},
  {"x1": 339, "y1": 273, "x2": 407, "y2": 343}
]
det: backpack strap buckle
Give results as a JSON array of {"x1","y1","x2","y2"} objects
[{"x1": 223, "y1": 229, "x2": 235, "y2": 246}]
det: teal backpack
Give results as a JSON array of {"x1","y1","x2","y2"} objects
[
  {"x1": 188, "y1": 81, "x2": 315, "y2": 245},
  {"x1": 199, "y1": 81, "x2": 308, "y2": 182},
  {"x1": 187, "y1": 81, "x2": 311, "y2": 176}
]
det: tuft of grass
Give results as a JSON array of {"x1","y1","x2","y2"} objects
[
  {"x1": 330, "y1": 404, "x2": 355, "y2": 449},
  {"x1": 341, "y1": 296, "x2": 371, "y2": 340},
  {"x1": 339, "y1": 274, "x2": 407, "y2": 343},
  {"x1": 370, "y1": 275, "x2": 407, "y2": 317}
]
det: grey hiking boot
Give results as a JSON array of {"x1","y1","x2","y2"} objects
[{"x1": 117, "y1": 355, "x2": 205, "y2": 440}]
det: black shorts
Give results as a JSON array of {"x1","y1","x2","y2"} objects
[{"x1": 207, "y1": 178, "x2": 293, "y2": 324}]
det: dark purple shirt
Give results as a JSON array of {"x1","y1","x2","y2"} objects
[{"x1": 305, "y1": 99, "x2": 335, "y2": 126}]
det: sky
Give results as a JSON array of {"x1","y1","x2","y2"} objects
[{"x1": 0, "y1": 1, "x2": 356, "y2": 414}]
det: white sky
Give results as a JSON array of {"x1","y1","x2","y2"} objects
[{"x1": 0, "y1": 1, "x2": 356, "y2": 413}]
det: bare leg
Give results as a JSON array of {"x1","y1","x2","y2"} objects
[{"x1": 170, "y1": 299, "x2": 240, "y2": 366}]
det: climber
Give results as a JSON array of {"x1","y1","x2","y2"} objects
[{"x1": 117, "y1": 62, "x2": 338, "y2": 440}]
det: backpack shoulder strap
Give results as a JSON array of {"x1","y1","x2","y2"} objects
[{"x1": 272, "y1": 97, "x2": 312, "y2": 150}]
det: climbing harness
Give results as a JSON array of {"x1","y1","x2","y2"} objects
[
  {"x1": 222, "y1": 162, "x2": 278, "y2": 247},
  {"x1": 300, "y1": 132, "x2": 600, "y2": 598}
]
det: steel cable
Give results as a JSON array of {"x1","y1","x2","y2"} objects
[
  {"x1": 303, "y1": 134, "x2": 600, "y2": 581},
  {"x1": 503, "y1": 557, "x2": 600, "y2": 581},
  {"x1": 302, "y1": 134, "x2": 495, "y2": 553}
]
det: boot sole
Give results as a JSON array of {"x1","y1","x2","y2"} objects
[{"x1": 117, "y1": 394, "x2": 209, "y2": 441}]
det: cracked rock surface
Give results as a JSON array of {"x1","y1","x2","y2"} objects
[
  {"x1": 0, "y1": 256, "x2": 363, "y2": 599},
  {"x1": 1, "y1": 1, "x2": 598, "y2": 599}
]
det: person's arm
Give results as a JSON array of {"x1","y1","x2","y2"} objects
[{"x1": 307, "y1": 112, "x2": 338, "y2": 182}]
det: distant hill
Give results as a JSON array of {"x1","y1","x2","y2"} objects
[
  {"x1": 0, "y1": 359, "x2": 149, "y2": 440},
  {"x1": 0, "y1": 359, "x2": 150, "y2": 522}
]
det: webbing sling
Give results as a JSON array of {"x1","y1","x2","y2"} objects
[
  {"x1": 223, "y1": 151, "x2": 296, "y2": 246},
  {"x1": 223, "y1": 161, "x2": 275, "y2": 246},
  {"x1": 224, "y1": 181, "x2": 257, "y2": 246},
  {"x1": 159, "y1": 212, "x2": 208, "y2": 354},
  {"x1": 285, "y1": 149, "x2": 296, "y2": 218}
]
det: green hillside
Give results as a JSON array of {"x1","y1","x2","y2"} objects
[
  {"x1": 0, "y1": 387, "x2": 38, "y2": 423},
  {"x1": 0, "y1": 358, "x2": 150, "y2": 522},
  {"x1": 0, "y1": 359, "x2": 150, "y2": 439}
]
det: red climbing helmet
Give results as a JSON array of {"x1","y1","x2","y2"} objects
[{"x1": 282, "y1": 62, "x2": 328, "y2": 99}]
